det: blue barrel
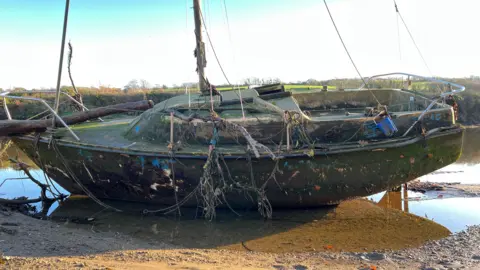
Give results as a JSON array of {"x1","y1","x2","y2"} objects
[{"x1": 376, "y1": 116, "x2": 398, "y2": 137}]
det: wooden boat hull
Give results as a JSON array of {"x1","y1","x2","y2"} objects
[{"x1": 12, "y1": 126, "x2": 464, "y2": 208}]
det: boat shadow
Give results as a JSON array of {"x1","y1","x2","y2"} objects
[
  {"x1": 3, "y1": 194, "x2": 454, "y2": 258},
  {"x1": 48, "y1": 197, "x2": 335, "y2": 252}
]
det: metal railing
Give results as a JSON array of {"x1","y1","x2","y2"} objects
[
  {"x1": 358, "y1": 72, "x2": 465, "y2": 96},
  {"x1": 355, "y1": 72, "x2": 465, "y2": 137},
  {"x1": 0, "y1": 91, "x2": 96, "y2": 141}
]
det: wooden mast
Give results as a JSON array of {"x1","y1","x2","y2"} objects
[
  {"x1": 193, "y1": 0, "x2": 208, "y2": 94},
  {"x1": 53, "y1": 0, "x2": 71, "y2": 116}
]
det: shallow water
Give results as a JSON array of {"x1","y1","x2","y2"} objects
[
  {"x1": 0, "y1": 145, "x2": 67, "y2": 215},
  {"x1": 369, "y1": 186, "x2": 480, "y2": 232},
  {"x1": 1, "y1": 127, "x2": 480, "y2": 243},
  {"x1": 366, "y1": 156, "x2": 480, "y2": 232}
]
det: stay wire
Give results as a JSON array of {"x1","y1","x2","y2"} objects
[
  {"x1": 221, "y1": 0, "x2": 246, "y2": 119},
  {"x1": 199, "y1": 10, "x2": 232, "y2": 85},
  {"x1": 222, "y1": 0, "x2": 233, "y2": 45},
  {"x1": 322, "y1": 0, "x2": 381, "y2": 106},
  {"x1": 393, "y1": 0, "x2": 432, "y2": 75},
  {"x1": 395, "y1": 2, "x2": 402, "y2": 60}
]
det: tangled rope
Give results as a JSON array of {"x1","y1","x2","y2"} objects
[
  {"x1": 165, "y1": 109, "x2": 282, "y2": 219},
  {"x1": 284, "y1": 111, "x2": 315, "y2": 150},
  {"x1": 28, "y1": 106, "x2": 299, "y2": 219}
]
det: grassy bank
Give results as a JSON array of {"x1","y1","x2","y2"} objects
[
  {"x1": 0, "y1": 89, "x2": 182, "y2": 120},
  {"x1": 1, "y1": 78, "x2": 479, "y2": 124},
  {"x1": 0, "y1": 84, "x2": 333, "y2": 120}
]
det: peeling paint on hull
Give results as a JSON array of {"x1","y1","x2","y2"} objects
[{"x1": 12, "y1": 127, "x2": 464, "y2": 209}]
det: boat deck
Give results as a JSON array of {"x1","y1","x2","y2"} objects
[
  {"x1": 50, "y1": 118, "x2": 245, "y2": 155},
  {"x1": 33, "y1": 111, "x2": 454, "y2": 158}
]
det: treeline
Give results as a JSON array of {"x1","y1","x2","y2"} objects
[
  {"x1": 2, "y1": 75, "x2": 478, "y2": 93},
  {"x1": 2, "y1": 76, "x2": 480, "y2": 124}
]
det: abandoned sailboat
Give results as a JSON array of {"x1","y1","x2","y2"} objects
[{"x1": 1, "y1": 0, "x2": 465, "y2": 216}]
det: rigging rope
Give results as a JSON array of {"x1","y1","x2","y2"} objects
[
  {"x1": 395, "y1": 2, "x2": 402, "y2": 60},
  {"x1": 221, "y1": 0, "x2": 245, "y2": 120},
  {"x1": 199, "y1": 10, "x2": 232, "y2": 85},
  {"x1": 322, "y1": 0, "x2": 381, "y2": 106},
  {"x1": 393, "y1": 0, "x2": 432, "y2": 75},
  {"x1": 222, "y1": 0, "x2": 233, "y2": 45}
]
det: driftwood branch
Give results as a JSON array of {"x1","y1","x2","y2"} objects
[
  {"x1": 0, "y1": 197, "x2": 46, "y2": 205},
  {"x1": 67, "y1": 41, "x2": 84, "y2": 112},
  {"x1": 1, "y1": 158, "x2": 66, "y2": 216},
  {"x1": 9, "y1": 159, "x2": 47, "y2": 190},
  {"x1": 0, "y1": 100, "x2": 154, "y2": 136}
]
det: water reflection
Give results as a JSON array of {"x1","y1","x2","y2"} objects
[
  {"x1": 377, "y1": 184, "x2": 409, "y2": 212},
  {"x1": 457, "y1": 126, "x2": 480, "y2": 164},
  {"x1": 374, "y1": 186, "x2": 480, "y2": 232},
  {"x1": 0, "y1": 139, "x2": 67, "y2": 214}
]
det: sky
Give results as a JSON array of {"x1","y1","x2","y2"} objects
[{"x1": 0, "y1": 0, "x2": 478, "y2": 90}]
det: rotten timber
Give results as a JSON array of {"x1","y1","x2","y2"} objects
[{"x1": 0, "y1": 100, "x2": 154, "y2": 137}]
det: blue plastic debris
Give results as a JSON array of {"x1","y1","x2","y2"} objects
[{"x1": 375, "y1": 116, "x2": 398, "y2": 137}]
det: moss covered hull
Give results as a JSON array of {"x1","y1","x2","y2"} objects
[{"x1": 13, "y1": 127, "x2": 464, "y2": 208}]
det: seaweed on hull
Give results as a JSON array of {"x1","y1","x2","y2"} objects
[{"x1": 9, "y1": 86, "x2": 464, "y2": 220}]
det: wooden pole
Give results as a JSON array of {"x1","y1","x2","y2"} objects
[
  {"x1": 193, "y1": 0, "x2": 208, "y2": 94},
  {"x1": 403, "y1": 183, "x2": 409, "y2": 212},
  {"x1": 53, "y1": 0, "x2": 71, "y2": 121}
]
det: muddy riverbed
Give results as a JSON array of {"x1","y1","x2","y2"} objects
[
  {"x1": 1, "y1": 127, "x2": 480, "y2": 269},
  {"x1": 1, "y1": 199, "x2": 480, "y2": 269}
]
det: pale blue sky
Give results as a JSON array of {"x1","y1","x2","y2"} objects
[{"x1": 0, "y1": 0, "x2": 478, "y2": 89}]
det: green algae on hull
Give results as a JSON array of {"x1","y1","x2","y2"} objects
[
  {"x1": 6, "y1": 86, "x2": 466, "y2": 210},
  {"x1": 12, "y1": 126, "x2": 464, "y2": 208}
]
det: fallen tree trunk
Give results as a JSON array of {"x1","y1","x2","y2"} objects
[
  {"x1": 0, "y1": 100, "x2": 154, "y2": 136},
  {"x1": 0, "y1": 197, "x2": 46, "y2": 205}
]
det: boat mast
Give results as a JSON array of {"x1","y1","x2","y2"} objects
[
  {"x1": 193, "y1": 0, "x2": 208, "y2": 94},
  {"x1": 53, "y1": 0, "x2": 71, "y2": 118}
]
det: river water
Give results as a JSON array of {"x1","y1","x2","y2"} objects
[{"x1": 1, "y1": 127, "x2": 480, "y2": 235}]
